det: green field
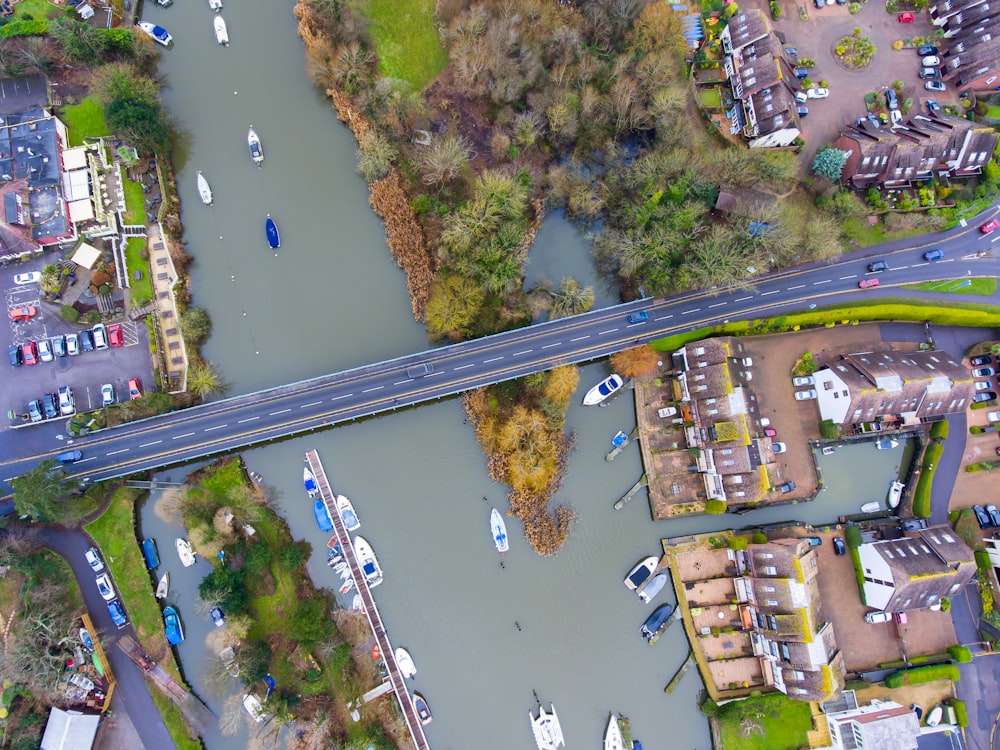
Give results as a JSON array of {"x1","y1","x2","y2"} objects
[
  {"x1": 716, "y1": 693, "x2": 813, "y2": 750},
  {"x1": 122, "y1": 177, "x2": 145, "y2": 225},
  {"x1": 13, "y1": 0, "x2": 60, "y2": 20},
  {"x1": 903, "y1": 277, "x2": 998, "y2": 296},
  {"x1": 58, "y1": 97, "x2": 111, "y2": 147},
  {"x1": 357, "y1": 0, "x2": 448, "y2": 90},
  {"x1": 124, "y1": 237, "x2": 153, "y2": 305},
  {"x1": 700, "y1": 88, "x2": 723, "y2": 108}
]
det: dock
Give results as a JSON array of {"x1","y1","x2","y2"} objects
[
  {"x1": 605, "y1": 427, "x2": 638, "y2": 462},
  {"x1": 663, "y1": 650, "x2": 694, "y2": 694},
  {"x1": 305, "y1": 450, "x2": 430, "y2": 750},
  {"x1": 614, "y1": 474, "x2": 647, "y2": 510}
]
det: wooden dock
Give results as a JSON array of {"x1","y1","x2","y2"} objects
[
  {"x1": 614, "y1": 474, "x2": 647, "y2": 510},
  {"x1": 605, "y1": 427, "x2": 638, "y2": 462},
  {"x1": 305, "y1": 450, "x2": 430, "y2": 750}
]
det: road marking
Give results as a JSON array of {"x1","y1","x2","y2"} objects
[
  {"x1": 570, "y1": 336, "x2": 589, "y2": 342},
  {"x1": 895, "y1": 265, "x2": 909, "y2": 270},
  {"x1": 735, "y1": 296, "x2": 752, "y2": 302},
  {"x1": 331, "y1": 394, "x2": 352, "y2": 400},
  {"x1": 541, "y1": 342, "x2": 560, "y2": 349},
  {"x1": 598, "y1": 328, "x2": 617, "y2": 335},
  {"x1": 513, "y1": 349, "x2": 532, "y2": 356},
  {"x1": 238, "y1": 416, "x2": 259, "y2": 423},
  {"x1": 452, "y1": 364, "x2": 474, "y2": 370},
  {"x1": 301, "y1": 401, "x2": 323, "y2": 408},
  {"x1": 761, "y1": 290, "x2": 778, "y2": 296},
  {"x1": 913, "y1": 261, "x2": 929, "y2": 266},
  {"x1": 269, "y1": 409, "x2": 290, "y2": 415},
  {"x1": 172, "y1": 432, "x2": 196, "y2": 439},
  {"x1": 107, "y1": 448, "x2": 129, "y2": 455},
  {"x1": 708, "y1": 302, "x2": 726, "y2": 308},
  {"x1": 839, "y1": 275, "x2": 856, "y2": 280},
  {"x1": 204, "y1": 425, "x2": 225, "y2": 432},
  {"x1": 654, "y1": 315, "x2": 673, "y2": 321},
  {"x1": 813, "y1": 279, "x2": 831, "y2": 285},
  {"x1": 362, "y1": 386, "x2": 384, "y2": 393},
  {"x1": 139, "y1": 441, "x2": 161, "y2": 448},
  {"x1": 682, "y1": 308, "x2": 700, "y2": 315},
  {"x1": 787, "y1": 284, "x2": 805, "y2": 290},
  {"x1": 484, "y1": 356, "x2": 504, "y2": 363}
]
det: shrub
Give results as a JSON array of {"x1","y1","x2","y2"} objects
[
  {"x1": 61, "y1": 305, "x2": 80, "y2": 323},
  {"x1": 941, "y1": 597, "x2": 951, "y2": 612},
  {"x1": 885, "y1": 663, "x2": 960, "y2": 688},
  {"x1": 975, "y1": 550, "x2": 992, "y2": 571},
  {"x1": 930, "y1": 420, "x2": 949, "y2": 440},
  {"x1": 948, "y1": 699, "x2": 968, "y2": 727},
  {"x1": 971, "y1": 425, "x2": 983, "y2": 435},
  {"x1": 769, "y1": 1, "x2": 781, "y2": 17},
  {"x1": 849, "y1": 3, "x2": 861, "y2": 13},
  {"x1": 700, "y1": 698, "x2": 720, "y2": 717},
  {"x1": 948, "y1": 645, "x2": 973, "y2": 663},
  {"x1": 752, "y1": 531, "x2": 768, "y2": 544},
  {"x1": 86, "y1": 310, "x2": 101, "y2": 324},
  {"x1": 819, "y1": 419, "x2": 840, "y2": 440},
  {"x1": 705, "y1": 499, "x2": 727, "y2": 514},
  {"x1": 728, "y1": 536, "x2": 749, "y2": 551},
  {"x1": 0, "y1": 19, "x2": 47, "y2": 37},
  {"x1": 845, "y1": 525, "x2": 863, "y2": 548}
]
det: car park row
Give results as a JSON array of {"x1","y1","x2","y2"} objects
[
  {"x1": 7, "y1": 322, "x2": 123, "y2": 367},
  {"x1": 85, "y1": 546, "x2": 128, "y2": 629}
]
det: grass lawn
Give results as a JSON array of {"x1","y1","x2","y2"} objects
[
  {"x1": 150, "y1": 691, "x2": 202, "y2": 750},
  {"x1": 700, "y1": 88, "x2": 723, "y2": 108},
  {"x1": 122, "y1": 177, "x2": 145, "y2": 225},
  {"x1": 13, "y1": 0, "x2": 61, "y2": 19},
  {"x1": 842, "y1": 215, "x2": 926, "y2": 247},
  {"x1": 58, "y1": 97, "x2": 111, "y2": 147},
  {"x1": 357, "y1": 0, "x2": 448, "y2": 90},
  {"x1": 903, "y1": 277, "x2": 998, "y2": 296},
  {"x1": 124, "y1": 237, "x2": 153, "y2": 305},
  {"x1": 717, "y1": 693, "x2": 813, "y2": 750},
  {"x1": 987, "y1": 106, "x2": 1000, "y2": 120}
]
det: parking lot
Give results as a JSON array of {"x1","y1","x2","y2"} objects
[{"x1": 3, "y1": 255, "x2": 152, "y2": 431}]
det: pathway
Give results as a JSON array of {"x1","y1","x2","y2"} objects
[{"x1": 145, "y1": 223, "x2": 188, "y2": 392}]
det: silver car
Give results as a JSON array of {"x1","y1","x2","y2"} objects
[
  {"x1": 66, "y1": 333, "x2": 80, "y2": 356},
  {"x1": 794, "y1": 389, "x2": 818, "y2": 400},
  {"x1": 36, "y1": 339, "x2": 53, "y2": 363}
]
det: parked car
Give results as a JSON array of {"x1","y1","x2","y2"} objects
[
  {"x1": 973, "y1": 367, "x2": 996, "y2": 378},
  {"x1": 895, "y1": 611, "x2": 909, "y2": 625},
  {"x1": 792, "y1": 375, "x2": 814, "y2": 386},
  {"x1": 974, "y1": 392, "x2": 997, "y2": 402},
  {"x1": 773, "y1": 442, "x2": 787, "y2": 454},
  {"x1": 802, "y1": 535, "x2": 820, "y2": 544},
  {"x1": 795, "y1": 91, "x2": 808, "y2": 104},
  {"x1": 990, "y1": 410, "x2": 1000, "y2": 423},
  {"x1": 865, "y1": 610, "x2": 893, "y2": 624},
  {"x1": 12, "y1": 271, "x2": 41, "y2": 285},
  {"x1": 66, "y1": 333, "x2": 80, "y2": 356},
  {"x1": 796, "y1": 105, "x2": 808, "y2": 117},
  {"x1": 889, "y1": 109, "x2": 902, "y2": 125},
  {"x1": 981, "y1": 218, "x2": 1000, "y2": 234},
  {"x1": 36, "y1": 338, "x2": 53, "y2": 363},
  {"x1": 626, "y1": 310, "x2": 649, "y2": 324},
  {"x1": 987, "y1": 504, "x2": 1000, "y2": 527},
  {"x1": 27, "y1": 399, "x2": 42, "y2": 423},
  {"x1": 101, "y1": 383, "x2": 116, "y2": 407},
  {"x1": 95, "y1": 574, "x2": 115, "y2": 602},
  {"x1": 794, "y1": 67, "x2": 809, "y2": 79},
  {"x1": 918, "y1": 67, "x2": 941, "y2": 79},
  {"x1": 8, "y1": 344, "x2": 21, "y2": 367},
  {"x1": 80, "y1": 329, "x2": 94, "y2": 352},
  {"x1": 868, "y1": 260, "x2": 889, "y2": 272},
  {"x1": 794, "y1": 389, "x2": 818, "y2": 400},
  {"x1": 58, "y1": 385, "x2": 75, "y2": 416},
  {"x1": 898, "y1": 11, "x2": 915, "y2": 21},
  {"x1": 833, "y1": 537, "x2": 847, "y2": 555},
  {"x1": 925, "y1": 80, "x2": 947, "y2": 92},
  {"x1": 85, "y1": 547, "x2": 104, "y2": 573},
  {"x1": 806, "y1": 87, "x2": 829, "y2": 99},
  {"x1": 975, "y1": 381, "x2": 993, "y2": 391},
  {"x1": 785, "y1": 47, "x2": 798, "y2": 56},
  {"x1": 42, "y1": 392, "x2": 58, "y2": 419},
  {"x1": 885, "y1": 89, "x2": 899, "y2": 109},
  {"x1": 107, "y1": 600, "x2": 127, "y2": 629},
  {"x1": 51, "y1": 335, "x2": 66, "y2": 357},
  {"x1": 923, "y1": 248, "x2": 944, "y2": 261},
  {"x1": 973, "y1": 504, "x2": 992, "y2": 528},
  {"x1": 859, "y1": 278, "x2": 880, "y2": 289},
  {"x1": 21, "y1": 341, "x2": 37, "y2": 365},
  {"x1": 56, "y1": 450, "x2": 81, "y2": 463},
  {"x1": 108, "y1": 324, "x2": 123, "y2": 347},
  {"x1": 917, "y1": 45, "x2": 939, "y2": 56},
  {"x1": 972, "y1": 355, "x2": 993, "y2": 366},
  {"x1": 128, "y1": 377, "x2": 143, "y2": 400},
  {"x1": 902, "y1": 519, "x2": 928, "y2": 531},
  {"x1": 764, "y1": 428, "x2": 777, "y2": 437},
  {"x1": 779, "y1": 480, "x2": 796, "y2": 494},
  {"x1": 921, "y1": 55, "x2": 941, "y2": 67},
  {"x1": 9, "y1": 305, "x2": 37, "y2": 321},
  {"x1": 926, "y1": 99, "x2": 942, "y2": 112},
  {"x1": 92, "y1": 323, "x2": 108, "y2": 350}
]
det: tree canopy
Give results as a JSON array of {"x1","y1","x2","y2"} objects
[{"x1": 11, "y1": 459, "x2": 70, "y2": 522}]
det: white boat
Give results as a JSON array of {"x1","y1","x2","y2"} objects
[
  {"x1": 395, "y1": 647, "x2": 416, "y2": 679},
  {"x1": 175, "y1": 538, "x2": 197, "y2": 567},
  {"x1": 605, "y1": 714, "x2": 625, "y2": 750},
  {"x1": 339, "y1": 578, "x2": 355, "y2": 595},
  {"x1": 196, "y1": 171, "x2": 212, "y2": 205},
  {"x1": 530, "y1": 703, "x2": 565, "y2": 750},
  {"x1": 491, "y1": 507, "x2": 509, "y2": 553},
  {"x1": 303, "y1": 465, "x2": 319, "y2": 498},
  {"x1": 339, "y1": 566, "x2": 352, "y2": 581},
  {"x1": 821, "y1": 446, "x2": 835, "y2": 455},
  {"x1": 583, "y1": 374, "x2": 624, "y2": 406},
  {"x1": 624, "y1": 555, "x2": 659, "y2": 591},
  {"x1": 887, "y1": 480, "x2": 905, "y2": 509},
  {"x1": 336, "y1": 494, "x2": 361, "y2": 531},
  {"x1": 637, "y1": 572, "x2": 667, "y2": 604},
  {"x1": 354, "y1": 535, "x2": 383, "y2": 588},
  {"x1": 208, "y1": 0, "x2": 222, "y2": 10},
  {"x1": 247, "y1": 127, "x2": 264, "y2": 165},
  {"x1": 138, "y1": 22, "x2": 172, "y2": 46},
  {"x1": 213, "y1": 15, "x2": 229, "y2": 45},
  {"x1": 860, "y1": 501, "x2": 881, "y2": 514},
  {"x1": 243, "y1": 694, "x2": 266, "y2": 723},
  {"x1": 875, "y1": 438, "x2": 900, "y2": 450},
  {"x1": 351, "y1": 593, "x2": 363, "y2": 612},
  {"x1": 155, "y1": 572, "x2": 169, "y2": 599},
  {"x1": 331, "y1": 560, "x2": 347, "y2": 575}
]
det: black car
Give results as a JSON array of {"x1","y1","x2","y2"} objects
[
  {"x1": 42, "y1": 392, "x2": 58, "y2": 419},
  {"x1": 797, "y1": 106, "x2": 808, "y2": 117},
  {"x1": 868, "y1": 260, "x2": 889, "y2": 273},
  {"x1": 973, "y1": 504, "x2": 992, "y2": 528},
  {"x1": 780, "y1": 480, "x2": 797, "y2": 493},
  {"x1": 833, "y1": 537, "x2": 847, "y2": 556},
  {"x1": 80, "y1": 329, "x2": 95, "y2": 352},
  {"x1": 917, "y1": 45, "x2": 939, "y2": 56},
  {"x1": 971, "y1": 354, "x2": 993, "y2": 366},
  {"x1": 885, "y1": 89, "x2": 899, "y2": 110},
  {"x1": 974, "y1": 392, "x2": 997, "y2": 403},
  {"x1": 8, "y1": 344, "x2": 22, "y2": 367},
  {"x1": 902, "y1": 519, "x2": 928, "y2": 531},
  {"x1": 794, "y1": 67, "x2": 809, "y2": 79}
]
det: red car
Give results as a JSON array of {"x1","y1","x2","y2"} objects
[
  {"x1": 898, "y1": 11, "x2": 915, "y2": 21},
  {"x1": 108, "y1": 324, "x2": 123, "y2": 347},
  {"x1": 9, "y1": 305, "x2": 37, "y2": 321},
  {"x1": 859, "y1": 278, "x2": 880, "y2": 289},
  {"x1": 981, "y1": 218, "x2": 1000, "y2": 234},
  {"x1": 21, "y1": 341, "x2": 38, "y2": 365},
  {"x1": 128, "y1": 377, "x2": 143, "y2": 400}
]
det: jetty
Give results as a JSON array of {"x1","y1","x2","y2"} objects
[
  {"x1": 614, "y1": 474, "x2": 647, "y2": 510},
  {"x1": 605, "y1": 427, "x2": 638, "y2": 462},
  {"x1": 664, "y1": 650, "x2": 694, "y2": 694},
  {"x1": 305, "y1": 450, "x2": 430, "y2": 750}
]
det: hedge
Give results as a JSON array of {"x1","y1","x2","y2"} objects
[
  {"x1": 0, "y1": 19, "x2": 47, "y2": 37},
  {"x1": 884, "y1": 663, "x2": 960, "y2": 688},
  {"x1": 845, "y1": 526, "x2": 862, "y2": 548},
  {"x1": 975, "y1": 549, "x2": 992, "y2": 571},
  {"x1": 705, "y1": 499, "x2": 727, "y2": 514},
  {"x1": 948, "y1": 698, "x2": 969, "y2": 727},
  {"x1": 912, "y1": 442, "x2": 943, "y2": 519},
  {"x1": 930, "y1": 420, "x2": 949, "y2": 440},
  {"x1": 948, "y1": 645, "x2": 973, "y2": 663}
]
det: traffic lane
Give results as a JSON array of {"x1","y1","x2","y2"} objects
[{"x1": 956, "y1": 652, "x2": 1000, "y2": 750}]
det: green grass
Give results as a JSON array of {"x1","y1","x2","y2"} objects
[
  {"x1": 13, "y1": 0, "x2": 61, "y2": 20},
  {"x1": 149, "y1": 691, "x2": 202, "y2": 750},
  {"x1": 987, "y1": 106, "x2": 1000, "y2": 120},
  {"x1": 717, "y1": 692, "x2": 812, "y2": 750},
  {"x1": 912, "y1": 441, "x2": 943, "y2": 519},
  {"x1": 58, "y1": 97, "x2": 111, "y2": 147},
  {"x1": 903, "y1": 277, "x2": 998, "y2": 296},
  {"x1": 122, "y1": 177, "x2": 145, "y2": 225},
  {"x1": 841, "y1": 215, "x2": 926, "y2": 247},
  {"x1": 356, "y1": 0, "x2": 448, "y2": 89},
  {"x1": 700, "y1": 88, "x2": 723, "y2": 108},
  {"x1": 124, "y1": 237, "x2": 153, "y2": 305}
]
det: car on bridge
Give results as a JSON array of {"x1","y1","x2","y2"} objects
[
  {"x1": 868, "y1": 260, "x2": 889, "y2": 273},
  {"x1": 923, "y1": 248, "x2": 945, "y2": 261},
  {"x1": 859, "y1": 278, "x2": 879, "y2": 289},
  {"x1": 626, "y1": 310, "x2": 649, "y2": 324},
  {"x1": 981, "y1": 218, "x2": 1000, "y2": 234}
]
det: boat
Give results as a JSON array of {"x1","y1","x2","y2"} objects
[
  {"x1": 327, "y1": 536, "x2": 342, "y2": 556},
  {"x1": 926, "y1": 705, "x2": 943, "y2": 727},
  {"x1": 155, "y1": 572, "x2": 169, "y2": 599},
  {"x1": 624, "y1": 555, "x2": 659, "y2": 591},
  {"x1": 860, "y1": 501, "x2": 881, "y2": 514},
  {"x1": 351, "y1": 593, "x2": 363, "y2": 611},
  {"x1": 208, "y1": 0, "x2": 222, "y2": 9},
  {"x1": 331, "y1": 560, "x2": 347, "y2": 574},
  {"x1": 887, "y1": 480, "x2": 905, "y2": 509},
  {"x1": 640, "y1": 603, "x2": 674, "y2": 642},
  {"x1": 491, "y1": 507, "x2": 509, "y2": 554},
  {"x1": 247, "y1": 127, "x2": 264, "y2": 165},
  {"x1": 395, "y1": 647, "x2": 416, "y2": 679},
  {"x1": 354, "y1": 535, "x2": 383, "y2": 588},
  {"x1": 249, "y1": 470, "x2": 264, "y2": 485},
  {"x1": 265, "y1": 215, "x2": 280, "y2": 249},
  {"x1": 213, "y1": 15, "x2": 229, "y2": 45},
  {"x1": 632, "y1": 742, "x2": 643, "y2": 750},
  {"x1": 303, "y1": 465, "x2": 319, "y2": 498},
  {"x1": 529, "y1": 703, "x2": 565, "y2": 750},
  {"x1": 339, "y1": 578, "x2": 355, "y2": 594},
  {"x1": 821, "y1": 446, "x2": 836, "y2": 455},
  {"x1": 243, "y1": 693, "x2": 266, "y2": 723},
  {"x1": 314, "y1": 500, "x2": 333, "y2": 532},
  {"x1": 210, "y1": 606, "x2": 226, "y2": 628},
  {"x1": 605, "y1": 714, "x2": 625, "y2": 750},
  {"x1": 611, "y1": 430, "x2": 628, "y2": 448},
  {"x1": 196, "y1": 171, "x2": 212, "y2": 205},
  {"x1": 875, "y1": 438, "x2": 900, "y2": 450},
  {"x1": 327, "y1": 553, "x2": 343, "y2": 568},
  {"x1": 637, "y1": 572, "x2": 667, "y2": 604},
  {"x1": 138, "y1": 22, "x2": 172, "y2": 46},
  {"x1": 79, "y1": 628, "x2": 94, "y2": 651},
  {"x1": 142, "y1": 538, "x2": 159, "y2": 569},
  {"x1": 336, "y1": 494, "x2": 361, "y2": 531},
  {"x1": 372, "y1": 644, "x2": 380, "y2": 660},
  {"x1": 163, "y1": 605, "x2": 184, "y2": 645},
  {"x1": 413, "y1": 692, "x2": 432, "y2": 726},
  {"x1": 175, "y1": 538, "x2": 196, "y2": 567},
  {"x1": 583, "y1": 373, "x2": 624, "y2": 406}
]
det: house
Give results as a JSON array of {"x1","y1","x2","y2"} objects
[
  {"x1": 821, "y1": 693, "x2": 922, "y2": 750},
  {"x1": 929, "y1": 0, "x2": 1000, "y2": 92},
  {"x1": 859, "y1": 525, "x2": 976, "y2": 612},
  {"x1": 39, "y1": 707, "x2": 100, "y2": 750},
  {"x1": 812, "y1": 350, "x2": 973, "y2": 429}
]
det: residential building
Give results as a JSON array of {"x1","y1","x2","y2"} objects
[
  {"x1": 930, "y1": 0, "x2": 1000, "y2": 91},
  {"x1": 812, "y1": 349, "x2": 973, "y2": 429},
  {"x1": 859, "y1": 525, "x2": 976, "y2": 611},
  {"x1": 39, "y1": 707, "x2": 100, "y2": 750},
  {"x1": 821, "y1": 693, "x2": 922, "y2": 750}
]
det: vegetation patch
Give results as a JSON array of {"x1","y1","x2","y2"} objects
[
  {"x1": 834, "y1": 31, "x2": 876, "y2": 69},
  {"x1": 122, "y1": 177, "x2": 146, "y2": 225},
  {"x1": 903, "y1": 278, "x2": 998, "y2": 296},
  {"x1": 58, "y1": 96, "x2": 111, "y2": 146},
  {"x1": 912, "y1": 442, "x2": 942, "y2": 519},
  {"x1": 884, "y1": 663, "x2": 960, "y2": 688},
  {"x1": 356, "y1": 0, "x2": 447, "y2": 89},
  {"x1": 124, "y1": 237, "x2": 153, "y2": 304},
  {"x1": 710, "y1": 692, "x2": 813, "y2": 750}
]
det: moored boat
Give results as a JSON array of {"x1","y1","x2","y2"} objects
[
  {"x1": 142, "y1": 538, "x2": 159, "y2": 569},
  {"x1": 354, "y1": 535, "x2": 383, "y2": 588},
  {"x1": 331, "y1": 560, "x2": 347, "y2": 574},
  {"x1": 926, "y1": 705, "x2": 943, "y2": 727},
  {"x1": 213, "y1": 15, "x2": 229, "y2": 45},
  {"x1": 887, "y1": 480, "x2": 905, "y2": 509},
  {"x1": 243, "y1": 693, "x2": 266, "y2": 723},
  {"x1": 210, "y1": 606, "x2": 227, "y2": 629},
  {"x1": 265, "y1": 215, "x2": 280, "y2": 249},
  {"x1": 155, "y1": 572, "x2": 169, "y2": 599},
  {"x1": 139, "y1": 22, "x2": 172, "y2": 46},
  {"x1": 860, "y1": 501, "x2": 881, "y2": 514},
  {"x1": 530, "y1": 703, "x2": 565, "y2": 750},
  {"x1": 583, "y1": 373, "x2": 624, "y2": 406},
  {"x1": 413, "y1": 692, "x2": 432, "y2": 726},
  {"x1": 208, "y1": 0, "x2": 222, "y2": 9},
  {"x1": 303, "y1": 465, "x2": 319, "y2": 498},
  {"x1": 247, "y1": 127, "x2": 264, "y2": 165},
  {"x1": 822, "y1": 446, "x2": 836, "y2": 455},
  {"x1": 624, "y1": 555, "x2": 659, "y2": 591},
  {"x1": 637, "y1": 572, "x2": 667, "y2": 604},
  {"x1": 605, "y1": 714, "x2": 625, "y2": 750},
  {"x1": 175, "y1": 538, "x2": 196, "y2": 567},
  {"x1": 79, "y1": 628, "x2": 94, "y2": 651},
  {"x1": 336, "y1": 494, "x2": 361, "y2": 531},
  {"x1": 875, "y1": 438, "x2": 900, "y2": 450},
  {"x1": 640, "y1": 603, "x2": 674, "y2": 642},
  {"x1": 351, "y1": 593, "x2": 363, "y2": 611},
  {"x1": 196, "y1": 171, "x2": 212, "y2": 205},
  {"x1": 491, "y1": 507, "x2": 509, "y2": 554},
  {"x1": 395, "y1": 647, "x2": 416, "y2": 679},
  {"x1": 339, "y1": 578, "x2": 355, "y2": 595},
  {"x1": 314, "y1": 500, "x2": 333, "y2": 532},
  {"x1": 163, "y1": 605, "x2": 184, "y2": 645}
]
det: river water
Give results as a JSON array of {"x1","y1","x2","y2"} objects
[{"x1": 141, "y1": 2, "x2": 913, "y2": 747}]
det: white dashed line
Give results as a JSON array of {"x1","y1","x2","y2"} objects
[
  {"x1": 269, "y1": 409, "x2": 290, "y2": 415},
  {"x1": 570, "y1": 336, "x2": 589, "y2": 342},
  {"x1": 839, "y1": 275, "x2": 857, "y2": 280},
  {"x1": 173, "y1": 432, "x2": 196, "y2": 439},
  {"x1": 139, "y1": 441, "x2": 161, "y2": 448},
  {"x1": 331, "y1": 394, "x2": 352, "y2": 400},
  {"x1": 598, "y1": 328, "x2": 617, "y2": 335},
  {"x1": 542, "y1": 342, "x2": 561, "y2": 349},
  {"x1": 813, "y1": 279, "x2": 831, "y2": 285},
  {"x1": 513, "y1": 350, "x2": 532, "y2": 356},
  {"x1": 761, "y1": 290, "x2": 778, "y2": 296},
  {"x1": 238, "y1": 416, "x2": 259, "y2": 423},
  {"x1": 708, "y1": 302, "x2": 726, "y2": 308},
  {"x1": 654, "y1": 315, "x2": 673, "y2": 321},
  {"x1": 681, "y1": 308, "x2": 701, "y2": 315},
  {"x1": 204, "y1": 425, "x2": 225, "y2": 431},
  {"x1": 787, "y1": 285, "x2": 805, "y2": 290},
  {"x1": 895, "y1": 265, "x2": 909, "y2": 270},
  {"x1": 107, "y1": 448, "x2": 129, "y2": 455},
  {"x1": 735, "y1": 296, "x2": 752, "y2": 302},
  {"x1": 301, "y1": 401, "x2": 322, "y2": 408},
  {"x1": 362, "y1": 386, "x2": 384, "y2": 393},
  {"x1": 452, "y1": 364, "x2": 474, "y2": 370},
  {"x1": 484, "y1": 356, "x2": 504, "y2": 363}
]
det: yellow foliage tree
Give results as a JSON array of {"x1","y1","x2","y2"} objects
[
  {"x1": 610, "y1": 346, "x2": 661, "y2": 379},
  {"x1": 543, "y1": 366, "x2": 580, "y2": 410},
  {"x1": 425, "y1": 274, "x2": 485, "y2": 340}
]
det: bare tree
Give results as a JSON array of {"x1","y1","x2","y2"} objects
[{"x1": 418, "y1": 134, "x2": 473, "y2": 187}]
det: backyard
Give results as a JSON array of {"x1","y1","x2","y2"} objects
[
  {"x1": 711, "y1": 692, "x2": 813, "y2": 750},
  {"x1": 58, "y1": 96, "x2": 111, "y2": 147}
]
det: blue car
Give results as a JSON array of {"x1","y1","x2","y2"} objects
[
  {"x1": 923, "y1": 249, "x2": 944, "y2": 261},
  {"x1": 627, "y1": 310, "x2": 649, "y2": 324},
  {"x1": 107, "y1": 599, "x2": 127, "y2": 629}
]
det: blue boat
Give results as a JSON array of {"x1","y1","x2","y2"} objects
[
  {"x1": 265, "y1": 215, "x2": 280, "y2": 249},
  {"x1": 314, "y1": 500, "x2": 333, "y2": 531},
  {"x1": 163, "y1": 605, "x2": 184, "y2": 645},
  {"x1": 142, "y1": 538, "x2": 159, "y2": 569},
  {"x1": 611, "y1": 430, "x2": 627, "y2": 448}
]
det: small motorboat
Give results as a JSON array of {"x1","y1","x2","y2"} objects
[
  {"x1": 336, "y1": 494, "x2": 361, "y2": 531},
  {"x1": 208, "y1": 0, "x2": 222, "y2": 9},
  {"x1": 395, "y1": 647, "x2": 416, "y2": 679},
  {"x1": 875, "y1": 438, "x2": 900, "y2": 450},
  {"x1": 611, "y1": 430, "x2": 628, "y2": 448},
  {"x1": 354, "y1": 535, "x2": 383, "y2": 588},
  {"x1": 79, "y1": 628, "x2": 94, "y2": 651},
  {"x1": 372, "y1": 644, "x2": 380, "y2": 660},
  {"x1": 331, "y1": 560, "x2": 347, "y2": 574},
  {"x1": 243, "y1": 693, "x2": 266, "y2": 723},
  {"x1": 605, "y1": 714, "x2": 625, "y2": 750},
  {"x1": 249, "y1": 470, "x2": 264, "y2": 485},
  {"x1": 265, "y1": 215, "x2": 280, "y2": 250},
  {"x1": 583, "y1": 373, "x2": 624, "y2": 406},
  {"x1": 210, "y1": 606, "x2": 226, "y2": 629},
  {"x1": 530, "y1": 703, "x2": 564, "y2": 750},
  {"x1": 138, "y1": 22, "x2": 172, "y2": 46},
  {"x1": 175, "y1": 538, "x2": 196, "y2": 567},
  {"x1": 821, "y1": 446, "x2": 836, "y2": 455},
  {"x1": 351, "y1": 594, "x2": 363, "y2": 611},
  {"x1": 887, "y1": 480, "x2": 905, "y2": 509},
  {"x1": 624, "y1": 555, "x2": 659, "y2": 591},
  {"x1": 247, "y1": 127, "x2": 264, "y2": 165},
  {"x1": 327, "y1": 550, "x2": 343, "y2": 567},
  {"x1": 163, "y1": 605, "x2": 184, "y2": 645},
  {"x1": 491, "y1": 507, "x2": 509, "y2": 554},
  {"x1": 314, "y1": 500, "x2": 333, "y2": 532},
  {"x1": 327, "y1": 536, "x2": 342, "y2": 555},
  {"x1": 196, "y1": 171, "x2": 212, "y2": 205},
  {"x1": 339, "y1": 578, "x2": 355, "y2": 595},
  {"x1": 213, "y1": 15, "x2": 229, "y2": 45},
  {"x1": 155, "y1": 572, "x2": 169, "y2": 600},
  {"x1": 142, "y1": 538, "x2": 159, "y2": 569},
  {"x1": 303, "y1": 465, "x2": 319, "y2": 498},
  {"x1": 413, "y1": 692, "x2": 433, "y2": 726},
  {"x1": 339, "y1": 565, "x2": 353, "y2": 581},
  {"x1": 640, "y1": 603, "x2": 674, "y2": 642},
  {"x1": 637, "y1": 572, "x2": 667, "y2": 604},
  {"x1": 860, "y1": 501, "x2": 881, "y2": 514}
]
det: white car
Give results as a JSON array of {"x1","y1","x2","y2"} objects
[
  {"x1": 976, "y1": 381, "x2": 994, "y2": 391},
  {"x1": 95, "y1": 574, "x2": 116, "y2": 602},
  {"x1": 792, "y1": 375, "x2": 814, "y2": 387},
  {"x1": 58, "y1": 385, "x2": 75, "y2": 416},
  {"x1": 865, "y1": 610, "x2": 892, "y2": 624},
  {"x1": 37, "y1": 339, "x2": 53, "y2": 363},
  {"x1": 922, "y1": 55, "x2": 941, "y2": 67},
  {"x1": 773, "y1": 442, "x2": 787, "y2": 454},
  {"x1": 988, "y1": 410, "x2": 1000, "y2": 423},
  {"x1": 66, "y1": 333, "x2": 80, "y2": 356},
  {"x1": 889, "y1": 109, "x2": 902, "y2": 125},
  {"x1": 84, "y1": 547, "x2": 104, "y2": 573},
  {"x1": 806, "y1": 87, "x2": 829, "y2": 99},
  {"x1": 101, "y1": 383, "x2": 116, "y2": 406},
  {"x1": 13, "y1": 271, "x2": 41, "y2": 285},
  {"x1": 794, "y1": 389, "x2": 818, "y2": 400}
]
